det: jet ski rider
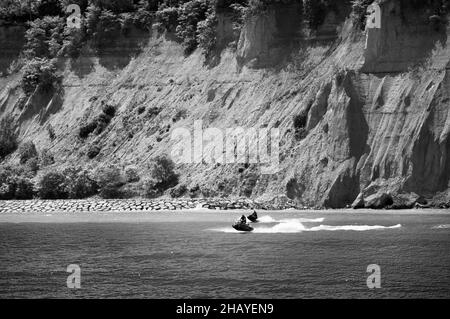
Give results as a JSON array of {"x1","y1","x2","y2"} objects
[{"x1": 240, "y1": 215, "x2": 247, "y2": 224}]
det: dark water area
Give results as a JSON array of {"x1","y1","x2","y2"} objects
[{"x1": 0, "y1": 210, "x2": 449, "y2": 298}]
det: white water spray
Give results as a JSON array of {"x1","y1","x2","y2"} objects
[{"x1": 208, "y1": 215, "x2": 402, "y2": 234}]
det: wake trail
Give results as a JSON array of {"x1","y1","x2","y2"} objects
[
  {"x1": 258, "y1": 215, "x2": 324, "y2": 223},
  {"x1": 208, "y1": 218, "x2": 402, "y2": 234},
  {"x1": 432, "y1": 224, "x2": 450, "y2": 229}
]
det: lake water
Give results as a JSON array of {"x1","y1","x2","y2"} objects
[{"x1": 0, "y1": 209, "x2": 449, "y2": 298}]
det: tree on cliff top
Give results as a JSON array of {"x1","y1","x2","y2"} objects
[
  {"x1": 304, "y1": 0, "x2": 327, "y2": 29},
  {"x1": 176, "y1": 0, "x2": 211, "y2": 54},
  {"x1": 351, "y1": 0, "x2": 374, "y2": 30},
  {"x1": 20, "y1": 58, "x2": 58, "y2": 95}
]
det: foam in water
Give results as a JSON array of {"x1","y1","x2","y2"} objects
[
  {"x1": 257, "y1": 216, "x2": 324, "y2": 223},
  {"x1": 432, "y1": 224, "x2": 450, "y2": 229},
  {"x1": 208, "y1": 216, "x2": 402, "y2": 234},
  {"x1": 308, "y1": 224, "x2": 402, "y2": 232},
  {"x1": 186, "y1": 203, "x2": 210, "y2": 212},
  {"x1": 253, "y1": 221, "x2": 306, "y2": 233},
  {"x1": 257, "y1": 216, "x2": 277, "y2": 223}
]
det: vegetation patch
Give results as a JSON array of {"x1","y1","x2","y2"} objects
[
  {"x1": 150, "y1": 155, "x2": 179, "y2": 193},
  {"x1": 351, "y1": 0, "x2": 375, "y2": 30},
  {"x1": 87, "y1": 144, "x2": 101, "y2": 159},
  {"x1": 18, "y1": 141, "x2": 38, "y2": 164},
  {"x1": 37, "y1": 171, "x2": 69, "y2": 199},
  {"x1": 169, "y1": 183, "x2": 187, "y2": 198},
  {"x1": 21, "y1": 58, "x2": 59, "y2": 96},
  {"x1": 293, "y1": 113, "x2": 308, "y2": 141},
  {"x1": 62, "y1": 166, "x2": 98, "y2": 199},
  {"x1": 79, "y1": 103, "x2": 116, "y2": 139},
  {"x1": 94, "y1": 164, "x2": 125, "y2": 199},
  {"x1": 0, "y1": 165, "x2": 34, "y2": 200},
  {"x1": 0, "y1": 115, "x2": 18, "y2": 160}
]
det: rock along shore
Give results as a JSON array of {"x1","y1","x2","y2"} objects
[
  {"x1": 1, "y1": 195, "x2": 447, "y2": 214},
  {"x1": 0, "y1": 197, "x2": 301, "y2": 214}
]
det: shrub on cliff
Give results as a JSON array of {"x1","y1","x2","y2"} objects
[
  {"x1": 197, "y1": 7, "x2": 217, "y2": 58},
  {"x1": 18, "y1": 141, "x2": 38, "y2": 164},
  {"x1": 132, "y1": 7, "x2": 154, "y2": 30},
  {"x1": 47, "y1": 124, "x2": 56, "y2": 140},
  {"x1": 0, "y1": 166, "x2": 17, "y2": 200},
  {"x1": 176, "y1": 0, "x2": 211, "y2": 54},
  {"x1": 0, "y1": 0, "x2": 37, "y2": 23},
  {"x1": 36, "y1": 0, "x2": 62, "y2": 17},
  {"x1": 79, "y1": 103, "x2": 116, "y2": 139},
  {"x1": 0, "y1": 165, "x2": 34, "y2": 200},
  {"x1": 304, "y1": 0, "x2": 327, "y2": 30},
  {"x1": 351, "y1": 0, "x2": 374, "y2": 30},
  {"x1": 155, "y1": 4, "x2": 180, "y2": 32},
  {"x1": 125, "y1": 166, "x2": 140, "y2": 183},
  {"x1": 89, "y1": 9, "x2": 122, "y2": 46},
  {"x1": 150, "y1": 155, "x2": 179, "y2": 192},
  {"x1": 94, "y1": 164, "x2": 125, "y2": 198},
  {"x1": 24, "y1": 16, "x2": 65, "y2": 59},
  {"x1": 169, "y1": 183, "x2": 187, "y2": 198},
  {"x1": 79, "y1": 121, "x2": 98, "y2": 139},
  {"x1": 39, "y1": 149, "x2": 55, "y2": 167},
  {"x1": 188, "y1": 184, "x2": 201, "y2": 198},
  {"x1": 200, "y1": 185, "x2": 217, "y2": 197},
  {"x1": 21, "y1": 58, "x2": 58, "y2": 95},
  {"x1": 231, "y1": 0, "x2": 268, "y2": 23},
  {"x1": 0, "y1": 176, "x2": 34, "y2": 200},
  {"x1": 14, "y1": 176, "x2": 35, "y2": 199},
  {"x1": 87, "y1": 144, "x2": 102, "y2": 159},
  {"x1": 141, "y1": 177, "x2": 159, "y2": 198},
  {"x1": 240, "y1": 172, "x2": 258, "y2": 197},
  {"x1": 37, "y1": 171, "x2": 68, "y2": 199},
  {"x1": 85, "y1": 5, "x2": 144, "y2": 46},
  {"x1": 62, "y1": 24, "x2": 87, "y2": 59},
  {"x1": 37, "y1": 166, "x2": 98, "y2": 199},
  {"x1": 293, "y1": 113, "x2": 308, "y2": 141},
  {"x1": 102, "y1": 103, "x2": 116, "y2": 117},
  {"x1": 231, "y1": 0, "x2": 302, "y2": 34},
  {"x1": 59, "y1": 0, "x2": 89, "y2": 12},
  {"x1": 95, "y1": 106, "x2": 115, "y2": 134},
  {"x1": 62, "y1": 166, "x2": 98, "y2": 199},
  {"x1": 0, "y1": 115, "x2": 18, "y2": 160},
  {"x1": 93, "y1": 0, "x2": 136, "y2": 13},
  {"x1": 86, "y1": 3, "x2": 103, "y2": 36},
  {"x1": 136, "y1": 0, "x2": 160, "y2": 12},
  {"x1": 24, "y1": 157, "x2": 40, "y2": 176}
]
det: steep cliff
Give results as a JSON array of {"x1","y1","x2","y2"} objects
[{"x1": 0, "y1": 0, "x2": 449, "y2": 208}]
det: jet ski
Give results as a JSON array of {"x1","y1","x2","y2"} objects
[
  {"x1": 247, "y1": 211, "x2": 258, "y2": 223},
  {"x1": 232, "y1": 216, "x2": 254, "y2": 232},
  {"x1": 232, "y1": 221, "x2": 254, "y2": 232}
]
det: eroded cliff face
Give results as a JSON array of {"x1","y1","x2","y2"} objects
[{"x1": 0, "y1": 0, "x2": 449, "y2": 208}]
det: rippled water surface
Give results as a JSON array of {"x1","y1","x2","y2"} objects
[{"x1": 0, "y1": 210, "x2": 449, "y2": 298}]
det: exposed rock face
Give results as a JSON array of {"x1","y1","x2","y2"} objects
[
  {"x1": 389, "y1": 192, "x2": 425, "y2": 209},
  {"x1": 364, "y1": 193, "x2": 393, "y2": 209},
  {"x1": 236, "y1": 9, "x2": 277, "y2": 67},
  {"x1": 0, "y1": 0, "x2": 449, "y2": 209},
  {"x1": 237, "y1": 3, "x2": 302, "y2": 67},
  {"x1": 363, "y1": 0, "x2": 450, "y2": 73}
]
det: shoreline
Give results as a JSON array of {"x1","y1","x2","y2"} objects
[{"x1": 0, "y1": 198, "x2": 449, "y2": 214}]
